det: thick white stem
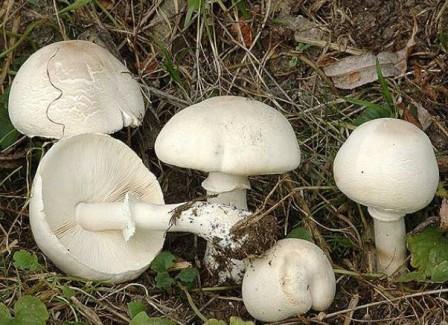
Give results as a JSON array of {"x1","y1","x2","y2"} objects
[
  {"x1": 201, "y1": 172, "x2": 250, "y2": 210},
  {"x1": 76, "y1": 196, "x2": 250, "y2": 250},
  {"x1": 368, "y1": 207, "x2": 407, "y2": 275},
  {"x1": 201, "y1": 172, "x2": 251, "y2": 283}
]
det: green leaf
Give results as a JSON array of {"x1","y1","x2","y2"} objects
[
  {"x1": 375, "y1": 58, "x2": 394, "y2": 111},
  {"x1": 155, "y1": 272, "x2": 175, "y2": 290},
  {"x1": 127, "y1": 300, "x2": 146, "y2": 319},
  {"x1": 58, "y1": 0, "x2": 93, "y2": 14},
  {"x1": 26, "y1": 0, "x2": 39, "y2": 6},
  {"x1": 130, "y1": 312, "x2": 150, "y2": 324},
  {"x1": 345, "y1": 96, "x2": 394, "y2": 126},
  {"x1": 61, "y1": 286, "x2": 75, "y2": 299},
  {"x1": 204, "y1": 320, "x2": 227, "y2": 325},
  {"x1": 0, "y1": 89, "x2": 18, "y2": 150},
  {"x1": 286, "y1": 227, "x2": 314, "y2": 242},
  {"x1": 232, "y1": 0, "x2": 250, "y2": 19},
  {"x1": 160, "y1": 48, "x2": 183, "y2": 87},
  {"x1": 130, "y1": 312, "x2": 175, "y2": 325},
  {"x1": 398, "y1": 271, "x2": 426, "y2": 282},
  {"x1": 176, "y1": 267, "x2": 198, "y2": 284},
  {"x1": 431, "y1": 260, "x2": 448, "y2": 282},
  {"x1": 14, "y1": 296, "x2": 49, "y2": 325},
  {"x1": 13, "y1": 250, "x2": 40, "y2": 271},
  {"x1": 150, "y1": 251, "x2": 175, "y2": 273},
  {"x1": 438, "y1": 32, "x2": 448, "y2": 52},
  {"x1": 0, "y1": 303, "x2": 11, "y2": 322},
  {"x1": 407, "y1": 227, "x2": 448, "y2": 282},
  {"x1": 185, "y1": 0, "x2": 202, "y2": 28},
  {"x1": 229, "y1": 317, "x2": 254, "y2": 325}
]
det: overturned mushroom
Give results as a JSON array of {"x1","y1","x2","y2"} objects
[
  {"x1": 242, "y1": 239, "x2": 336, "y2": 322},
  {"x1": 333, "y1": 118, "x2": 439, "y2": 275},
  {"x1": 9, "y1": 40, "x2": 145, "y2": 139},
  {"x1": 155, "y1": 96, "x2": 300, "y2": 281},
  {"x1": 30, "y1": 133, "x2": 253, "y2": 282}
]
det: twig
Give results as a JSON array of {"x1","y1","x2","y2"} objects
[
  {"x1": 318, "y1": 288, "x2": 448, "y2": 320},
  {"x1": 178, "y1": 284, "x2": 208, "y2": 322}
]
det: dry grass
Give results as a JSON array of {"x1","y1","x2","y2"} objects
[{"x1": 1, "y1": 0, "x2": 448, "y2": 324}]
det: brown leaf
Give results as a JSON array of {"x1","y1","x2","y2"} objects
[
  {"x1": 97, "y1": 0, "x2": 114, "y2": 10},
  {"x1": 323, "y1": 19, "x2": 417, "y2": 89},
  {"x1": 231, "y1": 21, "x2": 253, "y2": 48},
  {"x1": 398, "y1": 102, "x2": 422, "y2": 129},
  {"x1": 440, "y1": 199, "x2": 448, "y2": 232},
  {"x1": 137, "y1": 55, "x2": 159, "y2": 75}
]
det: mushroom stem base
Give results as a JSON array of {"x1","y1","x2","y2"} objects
[{"x1": 369, "y1": 208, "x2": 407, "y2": 275}]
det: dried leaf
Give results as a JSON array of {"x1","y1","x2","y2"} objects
[
  {"x1": 97, "y1": 0, "x2": 115, "y2": 10},
  {"x1": 137, "y1": 55, "x2": 159, "y2": 75},
  {"x1": 230, "y1": 21, "x2": 253, "y2": 48},
  {"x1": 398, "y1": 103, "x2": 422, "y2": 128},
  {"x1": 440, "y1": 199, "x2": 448, "y2": 232},
  {"x1": 416, "y1": 104, "x2": 433, "y2": 130},
  {"x1": 278, "y1": 15, "x2": 324, "y2": 44},
  {"x1": 324, "y1": 21, "x2": 417, "y2": 89}
]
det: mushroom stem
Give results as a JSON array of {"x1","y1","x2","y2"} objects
[
  {"x1": 76, "y1": 195, "x2": 250, "y2": 248},
  {"x1": 201, "y1": 172, "x2": 251, "y2": 282},
  {"x1": 201, "y1": 172, "x2": 250, "y2": 210},
  {"x1": 368, "y1": 207, "x2": 407, "y2": 275}
]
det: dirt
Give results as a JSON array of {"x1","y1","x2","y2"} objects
[{"x1": 331, "y1": 0, "x2": 439, "y2": 52}]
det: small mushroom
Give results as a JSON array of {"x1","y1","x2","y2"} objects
[
  {"x1": 242, "y1": 239, "x2": 336, "y2": 322},
  {"x1": 155, "y1": 96, "x2": 301, "y2": 281},
  {"x1": 30, "y1": 133, "x2": 250, "y2": 282},
  {"x1": 333, "y1": 118, "x2": 439, "y2": 275},
  {"x1": 9, "y1": 40, "x2": 145, "y2": 139}
]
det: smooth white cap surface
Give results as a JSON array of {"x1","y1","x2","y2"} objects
[
  {"x1": 9, "y1": 40, "x2": 145, "y2": 139},
  {"x1": 155, "y1": 96, "x2": 301, "y2": 176},
  {"x1": 29, "y1": 134, "x2": 164, "y2": 283},
  {"x1": 333, "y1": 118, "x2": 439, "y2": 219},
  {"x1": 242, "y1": 239, "x2": 336, "y2": 322}
]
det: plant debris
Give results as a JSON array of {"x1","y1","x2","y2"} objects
[{"x1": 323, "y1": 22, "x2": 417, "y2": 89}]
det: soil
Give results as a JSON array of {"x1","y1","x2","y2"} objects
[{"x1": 331, "y1": 0, "x2": 440, "y2": 52}]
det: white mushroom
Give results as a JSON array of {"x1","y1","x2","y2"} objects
[
  {"x1": 8, "y1": 40, "x2": 145, "y2": 139},
  {"x1": 155, "y1": 96, "x2": 301, "y2": 210},
  {"x1": 155, "y1": 96, "x2": 301, "y2": 281},
  {"x1": 242, "y1": 239, "x2": 336, "y2": 322},
  {"x1": 30, "y1": 133, "x2": 251, "y2": 282},
  {"x1": 333, "y1": 118, "x2": 439, "y2": 275}
]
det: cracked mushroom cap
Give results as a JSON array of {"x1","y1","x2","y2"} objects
[
  {"x1": 242, "y1": 239, "x2": 336, "y2": 322},
  {"x1": 8, "y1": 40, "x2": 145, "y2": 139},
  {"x1": 333, "y1": 118, "x2": 439, "y2": 217},
  {"x1": 155, "y1": 96, "x2": 301, "y2": 176},
  {"x1": 29, "y1": 133, "x2": 164, "y2": 282}
]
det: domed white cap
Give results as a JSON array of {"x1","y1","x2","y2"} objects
[
  {"x1": 242, "y1": 239, "x2": 335, "y2": 322},
  {"x1": 29, "y1": 134, "x2": 164, "y2": 283},
  {"x1": 9, "y1": 40, "x2": 145, "y2": 139},
  {"x1": 334, "y1": 118, "x2": 439, "y2": 218},
  {"x1": 155, "y1": 96, "x2": 301, "y2": 176}
]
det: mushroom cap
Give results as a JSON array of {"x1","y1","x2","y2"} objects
[
  {"x1": 333, "y1": 118, "x2": 439, "y2": 216},
  {"x1": 154, "y1": 96, "x2": 301, "y2": 176},
  {"x1": 8, "y1": 40, "x2": 145, "y2": 139},
  {"x1": 242, "y1": 239, "x2": 335, "y2": 322},
  {"x1": 29, "y1": 134, "x2": 164, "y2": 283}
]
